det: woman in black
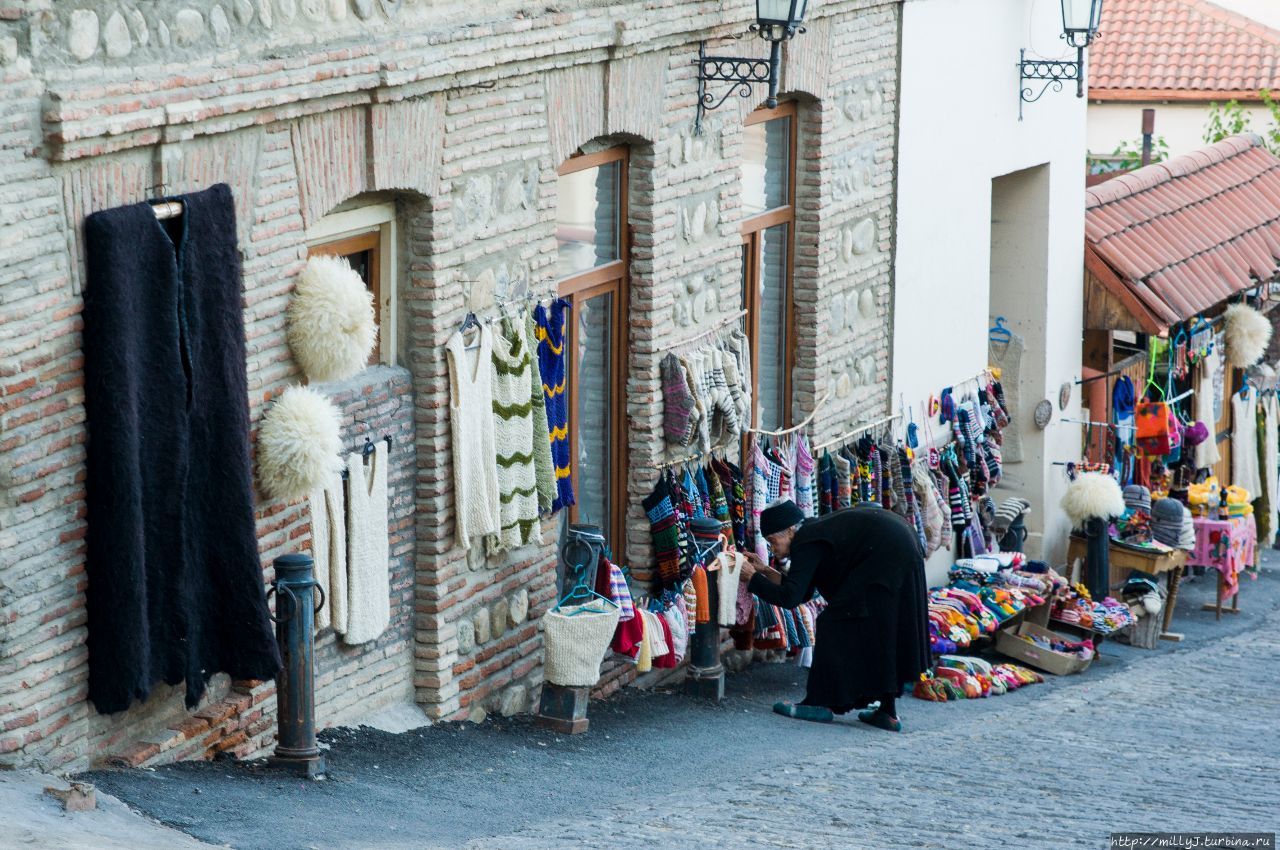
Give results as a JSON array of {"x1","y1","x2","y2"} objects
[{"x1": 741, "y1": 499, "x2": 930, "y2": 731}]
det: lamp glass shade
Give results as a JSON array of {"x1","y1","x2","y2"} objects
[
  {"x1": 757, "y1": 0, "x2": 808, "y2": 26},
  {"x1": 1061, "y1": 0, "x2": 1102, "y2": 34}
]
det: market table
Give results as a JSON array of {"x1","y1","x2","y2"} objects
[
  {"x1": 1186, "y1": 514, "x2": 1256, "y2": 620},
  {"x1": 1066, "y1": 536, "x2": 1187, "y2": 641}
]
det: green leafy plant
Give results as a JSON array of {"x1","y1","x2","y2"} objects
[
  {"x1": 1097, "y1": 135, "x2": 1170, "y2": 172},
  {"x1": 1204, "y1": 89, "x2": 1280, "y2": 154}
]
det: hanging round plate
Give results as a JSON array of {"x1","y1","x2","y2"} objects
[
  {"x1": 1059, "y1": 381, "x2": 1072, "y2": 410},
  {"x1": 1034, "y1": 399, "x2": 1053, "y2": 429}
]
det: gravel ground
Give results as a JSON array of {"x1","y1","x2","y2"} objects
[{"x1": 83, "y1": 560, "x2": 1280, "y2": 850}]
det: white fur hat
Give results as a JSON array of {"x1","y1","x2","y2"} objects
[
  {"x1": 1223, "y1": 302, "x2": 1271, "y2": 369},
  {"x1": 258, "y1": 385, "x2": 343, "y2": 502},
  {"x1": 1060, "y1": 472, "x2": 1126, "y2": 527},
  {"x1": 287, "y1": 254, "x2": 377, "y2": 383}
]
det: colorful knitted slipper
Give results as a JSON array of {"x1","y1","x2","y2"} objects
[
  {"x1": 773, "y1": 702, "x2": 834, "y2": 723},
  {"x1": 857, "y1": 709, "x2": 902, "y2": 732}
]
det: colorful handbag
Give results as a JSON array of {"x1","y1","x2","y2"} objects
[{"x1": 1135, "y1": 401, "x2": 1173, "y2": 456}]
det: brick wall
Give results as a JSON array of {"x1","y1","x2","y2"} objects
[{"x1": 0, "y1": 0, "x2": 902, "y2": 770}]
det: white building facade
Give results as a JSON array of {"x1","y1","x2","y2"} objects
[{"x1": 894, "y1": 0, "x2": 1087, "y2": 582}]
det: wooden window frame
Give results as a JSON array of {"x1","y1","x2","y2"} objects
[
  {"x1": 306, "y1": 202, "x2": 398, "y2": 367},
  {"x1": 555, "y1": 146, "x2": 630, "y2": 553},
  {"x1": 741, "y1": 101, "x2": 798, "y2": 430}
]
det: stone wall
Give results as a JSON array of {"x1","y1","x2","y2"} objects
[{"x1": 0, "y1": 0, "x2": 902, "y2": 770}]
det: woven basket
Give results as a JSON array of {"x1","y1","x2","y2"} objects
[{"x1": 542, "y1": 603, "x2": 620, "y2": 687}]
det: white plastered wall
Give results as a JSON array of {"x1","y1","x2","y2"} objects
[
  {"x1": 1088, "y1": 101, "x2": 1276, "y2": 160},
  {"x1": 894, "y1": 0, "x2": 1086, "y2": 584}
]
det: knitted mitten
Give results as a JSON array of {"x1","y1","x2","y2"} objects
[{"x1": 661, "y1": 353, "x2": 698, "y2": 446}]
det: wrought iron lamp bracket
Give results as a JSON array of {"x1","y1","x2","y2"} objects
[
  {"x1": 694, "y1": 35, "x2": 793, "y2": 135},
  {"x1": 1018, "y1": 32, "x2": 1099, "y2": 120}
]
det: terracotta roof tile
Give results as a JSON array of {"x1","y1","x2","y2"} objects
[
  {"x1": 1085, "y1": 134, "x2": 1280, "y2": 325},
  {"x1": 1091, "y1": 0, "x2": 1280, "y2": 99}
]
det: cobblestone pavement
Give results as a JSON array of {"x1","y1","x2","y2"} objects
[
  {"x1": 470, "y1": 588, "x2": 1280, "y2": 850},
  {"x1": 85, "y1": 564, "x2": 1280, "y2": 850}
]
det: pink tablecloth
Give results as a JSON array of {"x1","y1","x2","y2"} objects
[{"x1": 1186, "y1": 515, "x2": 1256, "y2": 600}]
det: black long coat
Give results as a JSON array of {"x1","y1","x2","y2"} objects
[
  {"x1": 83, "y1": 184, "x2": 280, "y2": 714},
  {"x1": 748, "y1": 504, "x2": 930, "y2": 710}
]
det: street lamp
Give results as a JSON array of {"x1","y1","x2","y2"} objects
[
  {"x1": 694, "y1": 0, "x2": 812, "y2": 133},
  {"x1": 1018, "y1": 0, "x2": 1104, "y2": 118}
]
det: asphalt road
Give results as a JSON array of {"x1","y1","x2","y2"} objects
[{"x1": 85, "y1": 559, "x2": 1280, "y2": 850}]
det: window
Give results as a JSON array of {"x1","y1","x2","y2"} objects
[
  {"x1": 741, "y1": 103, "x2": 796, "y2": 431},
  {"x1": 556, "y1": 147, "x2": 629, "y2": 551},
  {"x1": 306, "y1": 202, "x2": 398, "y2": 367}
]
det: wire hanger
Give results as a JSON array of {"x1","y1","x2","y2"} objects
[{"x1": 989, "y1": 316, "x2": 1012, "y2": 342}]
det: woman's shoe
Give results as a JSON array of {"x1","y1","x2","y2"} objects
[
  {"x1": 773, "y1": 702, "x2": 834, "y2": 723},
  {"x1": 857, "y1": 708, "x2": 902, "y2": 732}
]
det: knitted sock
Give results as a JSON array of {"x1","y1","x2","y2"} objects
[{"x1": 660, "y1": 353, "x2": 698, "y2": 446}]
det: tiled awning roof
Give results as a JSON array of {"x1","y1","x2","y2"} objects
[
  {"x1": 1090, "y1": 0, "x2": 1280, "y2": 101},
  {"x1": 1085, "y1": 134, "x2": 1280, "y2": 330}
]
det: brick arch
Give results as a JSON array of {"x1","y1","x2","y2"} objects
[
  {"x1": 544, "y1": 54, "x2": 667, "y2": 166},
  {"x1": 289, "y1": 95, "x2": 446, "y2": 232}
]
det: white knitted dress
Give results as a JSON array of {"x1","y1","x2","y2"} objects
[
  {"x1": 307, "y1": 470, "x2": 348, "y2": 634},
  {"x1": 715, "y1": 551, "x2": 744, "y2": 627},
  {"x1": 344, "y1": 443, "x2": 390, "y2": 646},
  {"x1": 486, "y1": 320, "x2": 543, "y2": 555},
  {"x1": 446, "y1": 326, "x2": 501, "y2": 549},
  {"x1": 1232, "y1": 387, "x2": 1263, "y2": 499}
]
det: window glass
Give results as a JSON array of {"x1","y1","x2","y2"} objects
[
  {"x1": 756, "y1": 223, "x2": 789, "y2": 431},
  {"x1": 741, "y1": 116, "x2": 791, "y2": 216},
  {"x1": 555, "y1": 162, "x2": 621, "y2": 280},
  {"x1": 573, "y1": 292, "x2": 613, "y2": 533}
]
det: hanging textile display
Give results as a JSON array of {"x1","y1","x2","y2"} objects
[
  {"x1": 344, "y1": 441, "x2": 391, "y2": 645},
  {"x1": 309, "y1": 470, "x2": 349, "y2": 635},
  {"x1": 487, "y1": 316, "x2": 545, "y2": 554},
  {"x1": 1232, "y1": 386, "x2": 1263, "y2": 499},
  {"x1": 446, "y1": 323, "x2": 502, "y2": 549},
  {"x1": 525, "y1": 311, "x2": 557, "y2": 514},
  {"x1": 660, "y1": 328, "x2": 754, "y2": 452},
  {"x1": 81, "y1": 184, "x2": 280, "y2": 714},
  {"x1": 535, "y1": 298, "x2": 575, "y2": 511},
  {"x1": 1263, "y1": 393, "x2": 1280, "y2": 547},
  {"x1": 988, "y1": 330, "x2": 1025, "y2": 462}
]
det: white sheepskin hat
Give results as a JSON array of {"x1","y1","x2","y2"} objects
[
  {"x1": 258, "y1": 385, "x2": 343, "y2": 503},
  {"x1": 287, "y1": 254, "x2": 377, "y2": 383},
  {"x1": 1060, "y1": 472, "x2": 1126, "y2": 527},
  {"x1": 1223, "y1": 302, "x2": 1272, "y2": 369}
]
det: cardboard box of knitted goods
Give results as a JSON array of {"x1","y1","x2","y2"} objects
[{"x1": 994, "y1": 621, "x2": 1092, "y2": 676}]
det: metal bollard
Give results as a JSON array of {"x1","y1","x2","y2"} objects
[
  {"x1": 685, "y1": 518, "x2": 726, "y2": 701},
  {"x1": 267, "y1": 553, "x2": 326, "y2": 779}
]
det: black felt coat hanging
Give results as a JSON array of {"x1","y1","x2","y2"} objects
[
  {"x1": 748, "y1": 504, "x2": 931, "y2": 711},
  {"x1": 82, "y1": 183, "x2": 280, "y2": 715}
]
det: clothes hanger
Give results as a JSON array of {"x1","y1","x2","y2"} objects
[
  {"x1": 988, "y1": 316, "x2": 1012, "y2": 343},
  {"x1": 552, "y1": 574, "x2": 619, "y2": 614}
]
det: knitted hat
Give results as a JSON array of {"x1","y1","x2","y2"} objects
[
  {"x1": 760, "y1": 499, "x2": 804, "y2": 537},
  {"x1": 1151, "y1": 498, "x2": 1185, "y2": 546},
  {"x1": 1123, "y1": 484, "x2": 1152, "y2": 515}
]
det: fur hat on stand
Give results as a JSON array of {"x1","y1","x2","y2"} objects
[{"x1": 1061, "y1": 472, "x2": 1126, "y2": 528}]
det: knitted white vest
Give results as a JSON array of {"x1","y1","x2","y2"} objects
[
  {"x1": 344, "y1": 444, "x2": 390, "y2": 646},
  {"x1": 486, "y1": 321, "x2": 543, "y2": 555},
  {"x1": 308, "y1": 470, "x2": 348, "y2": 634},
  {"x1": 446, "y1": 326, "x2": 502, "y2": 549}
]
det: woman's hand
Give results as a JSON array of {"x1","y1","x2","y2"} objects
[{"x1": 740, "y1": 553, "x2": 767, "y2": 582}]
